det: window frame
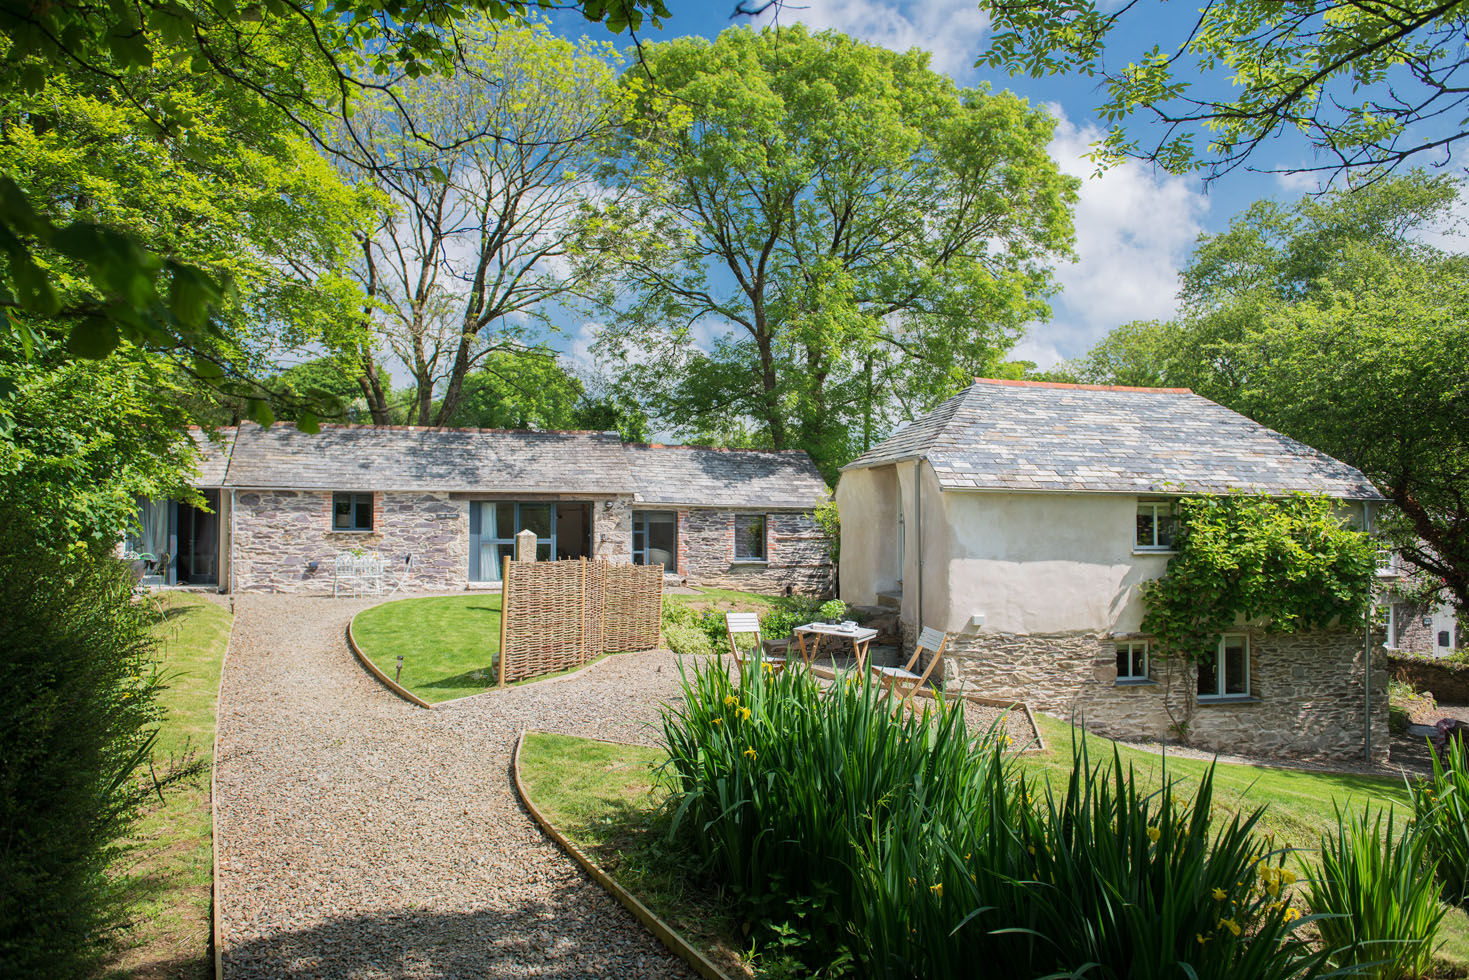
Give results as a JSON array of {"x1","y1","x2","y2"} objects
[
  {"x1": 1134, "y1": 499, "x2": 1178, "y2": 553},
  {"x1": 1115, "y1": 640, "x2": 1151, "y2": 684},
  {"x1": 332, "y1": 492, "x2": 374, "y2": 532},
  {"x1": 733, "y1": 513, "x2": 768, "y2": 563},
  {"x1": 633, "y1": 510, "x2": 678, "y2": 569},
  {"x1": 1198, "y1": 632, "x2": 1251, "y2": 701}
]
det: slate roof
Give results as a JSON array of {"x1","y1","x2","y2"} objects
[
  {"x1": 221, "y1": 424, "x2": 637, "y2": 494},
  {"x1": 190, "y1": 423, "x2": 826, "y2": 507},
  {"x1": 843, "y1": 379, "x2": 1382, "y2": 499},
  {"x1": 187, "y1": 427, "x2": 235, "y2": 487},
  {"x1": 625, "y1": 444, "x2": 829, "y2": 509}
]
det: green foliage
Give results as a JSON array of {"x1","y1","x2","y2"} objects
[
  {"x1": 1304, "y1": 807, "x2": 1446, "y2": 980},
  {"x1": 585, "y1": 25, "x2": 1077, "y2": 479},
  {"x1": 661, "y1": 659, "x2": 1010, "y2": 965},
  {"x1": 979, "y1": 0, "x2": 1469, "y2": 182},
  {"x1": 1078, "y1": 174, "x2": 1469, "y2": 613},
  {"x1": 344, "y1": 19, "x2": 626, "y2": 427},
  {"x1": 660, "y1": 621, "x2": 714, "y2": 659},
  {"x1": 853, "y1": 740, "x2": 1321, "y2": 979},
  {"x1": 812, "y1": 498, "x2": 840, "y2": 566},
  {"x1": 0, "y1": 0, "x2": 666, "y2": 368},
  {"x1": 1410, "y1": 735, "x2": 1469, "y2": 909},
  {"x1": 817, "y1": 599, "x2": 847, "y2": 622},
  {"x1": 1141, "y1": 493, "x2": 1377, "y2": 663},
  {"x1": 661, "y1": 660, "x2": 1325, "y2": 977},
  {"x1": 0, "y1": 351, "x2": 204, "y2": 548},
  {"x1": 0, "y1": 517, "x2": 180, "y2": 979}
]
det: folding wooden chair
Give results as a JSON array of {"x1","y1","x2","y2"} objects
[
  {"x1": 871, "y1": 626, "x2": 948, "y2": 704},
  {"x1": 725, "y1": 612, "x2": 790, "y2": 675}
]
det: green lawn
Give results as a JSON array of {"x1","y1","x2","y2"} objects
[
  {"x1": 517, "y1": 732, "x2": 750, "y2": 977},
  {"x1": 107, "y1": 592, "x2": 233, "y2": 980},
  {"x1": 351, "y1": 594, "x2": 503, "y2": 703},
  {"x1": 666, "y1": 586, "x2": 782, "y2": 613},
  {"x1": 520, "y1": 715, "x2": 1469, "y2": 976}
]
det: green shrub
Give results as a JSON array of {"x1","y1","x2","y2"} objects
[
  {"x1": 757, "y1": 595, "x2": 822, "y2": 639},
  {"x1": 0, "y1": 517, "x2": 170, "y2": 979},
  {"x1": 1305, "y1": 807, "x2": 1445, "y2": 980},
  {"x1": 1410, "y1": 734, "x2": 1469, "y2": 907},
  {"x1": 662, "y1": 621, "x2": 714, "y2": 658}
]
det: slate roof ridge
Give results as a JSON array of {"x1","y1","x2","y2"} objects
[
  {"x1": 623, "y1": 441, "x2": 811, "y2": 455},
  {"x1": 226, "y1": 421, "x2": 620, "y2": 437},
  {"x1": 973, "y1": 376, "x2": 1193, "y2": 394}
]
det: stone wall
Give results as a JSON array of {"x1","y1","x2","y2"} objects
[
  {"x1": 232, "y1": 490, "x2": 467, "y2": 593},
  {"x1": 1389, "y1": 652, "x2": 1469, "y2": 703},
  {"x1": 592, "y1": 498, "x2": 633, "y2": 564},
  {"x1": 683, "y1": 509, "x2": 832, "y2": 595},
  {"x1": 943, "y1": 627, "x2": 1388, "y2": 764}
]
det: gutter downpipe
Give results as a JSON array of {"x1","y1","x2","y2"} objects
[
  {"x1": 1364, "y1": 500, "x2": 1375, "y2": 765},
  {"x1": 914, "y1": 460, "x2": 924, "y2": 642},
  {"x1": 229, "y1": 488, "x2": 237, "y2": 597}
]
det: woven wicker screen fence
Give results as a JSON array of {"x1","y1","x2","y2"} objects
[{"x1": 498, "y1": 557, "x2": 663, "y2": 684}]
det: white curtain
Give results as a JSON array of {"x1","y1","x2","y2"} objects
[{"x1": 138, "y1": 499, "x2": 168, "y2": 558}]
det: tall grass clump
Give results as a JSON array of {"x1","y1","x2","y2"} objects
[
  {"x1": 851, "y1": 738, "x2": 1322, "y2": 979},
  {"x1": 1304, "y1": 807, "x2": 1445, "y2": 979},
  {"x1": 1409, "y1": 735, "x2": 1469, "y2": 908},
  {"x1": 662, "y1": 659, "x2": 1325, "y2": 978},
  {"x1": 660, "y1": 658, "x2": 1009, "y2": 965}
]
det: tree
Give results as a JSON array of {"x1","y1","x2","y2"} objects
[
  {"x1": 1076, "y1": 173, "x2": 1469, "y2": 612},
  {"x1": 0, "y1": 1, "x2": 669, "y2": 382},
  {"x1": 582, "y1": 26, "x2": 1077, "y2": 479},
  {"x1": 343, "y1": 18, "x2": 625, "y2": 426},
  {"x1": 436, "y1": 349, "x2": 586, "y2": 429},
  {"x1": 979, "y1": 0, "x2": 1469, "y2": 183}
]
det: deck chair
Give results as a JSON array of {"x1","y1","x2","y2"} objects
[
  {"x1": 725, "y1": 612, "x2": 791, "y2": 675},
  {"x1": 871, "y1": 626, "x2": 948, "y2": 704}
]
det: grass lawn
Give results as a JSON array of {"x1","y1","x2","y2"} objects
[
  {"x1": 107, "y1": 592, "x2": 233, "y2": 980},
  {"x1": 519, "y1": 715, "x2": 1469, "y2": 977},
  {"x1": 517, "y1": 732, "x2": 751, "y2": 977},
  {"x1": 351, "y1": 594, "x2": 503, "y2": 703},
  {"x1": 665, "y1": 587, "x2": 782, "y2": 614}
]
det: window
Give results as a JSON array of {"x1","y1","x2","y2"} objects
[
  {"x1": 332, "y1": 492, "x2": 373, "y2": 531},
  {"x1": 1198, "y1": 633, "x2": 1250, "y2": 700},
  {"x1": 1116, "y1": 641, "x2": 1149, "y2": 683},
  {"x1": 471, "y1": 501, "x2": 581, "y2": 581},
  {"x1": 734, "y1": 514, "x2": 767, "y2": 561},
  {"x1": 633, "y1": 511, "x2": 677, "y2": 569},
  {"x1": 1135, "y1": 500, "x2": 1177, "y2": 551}
]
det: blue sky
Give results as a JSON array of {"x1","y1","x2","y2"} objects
[{"x1": 517, "y1": 0, "x2": 1460, "y2": 374}]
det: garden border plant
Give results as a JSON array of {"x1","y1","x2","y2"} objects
[
  {"x1": 659, "y1": 656, "x2": 1351, "y2": 977},
  {"x1": 1139, "y1": 491, "x2": 1378, "y2": 742}
]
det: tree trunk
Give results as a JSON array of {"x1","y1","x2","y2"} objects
[
  {"x1": 356, "y1": 347, "x2": 392, "y2": 425},
  {"x1": 751, "y1": 300, "x2": 785, "y2": 449}
]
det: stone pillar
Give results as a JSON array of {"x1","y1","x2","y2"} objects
[{"x1": 516, "y1": 528, "x2": 537, "y2": 561}]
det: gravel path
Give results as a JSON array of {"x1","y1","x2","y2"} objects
[{"x1": 215, "y1": 594, "x2": 696, "y2": 980}]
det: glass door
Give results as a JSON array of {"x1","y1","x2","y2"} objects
[{"x1": 632, "y1": 511, "x2": 676, "y2": 570}]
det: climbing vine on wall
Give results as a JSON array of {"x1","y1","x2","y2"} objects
[{"x1": 1141, "y1": 492, "x2": 1377, "y2": 665}]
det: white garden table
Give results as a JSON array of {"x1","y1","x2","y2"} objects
[{"x1": 793, "y1": 622, "x2": 879, "y2": 670}]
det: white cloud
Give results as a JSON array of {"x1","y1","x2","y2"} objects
[
  {"x1": 755, "y1": 0, "x2": 989, "y2": 78},
  {"x1": 1023, "y1": 106, "x2": 1209, "y2": 362}
]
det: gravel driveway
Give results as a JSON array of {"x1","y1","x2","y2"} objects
[{"x1": 214, "y1": 594, "x2": 696, "y2": 980}]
